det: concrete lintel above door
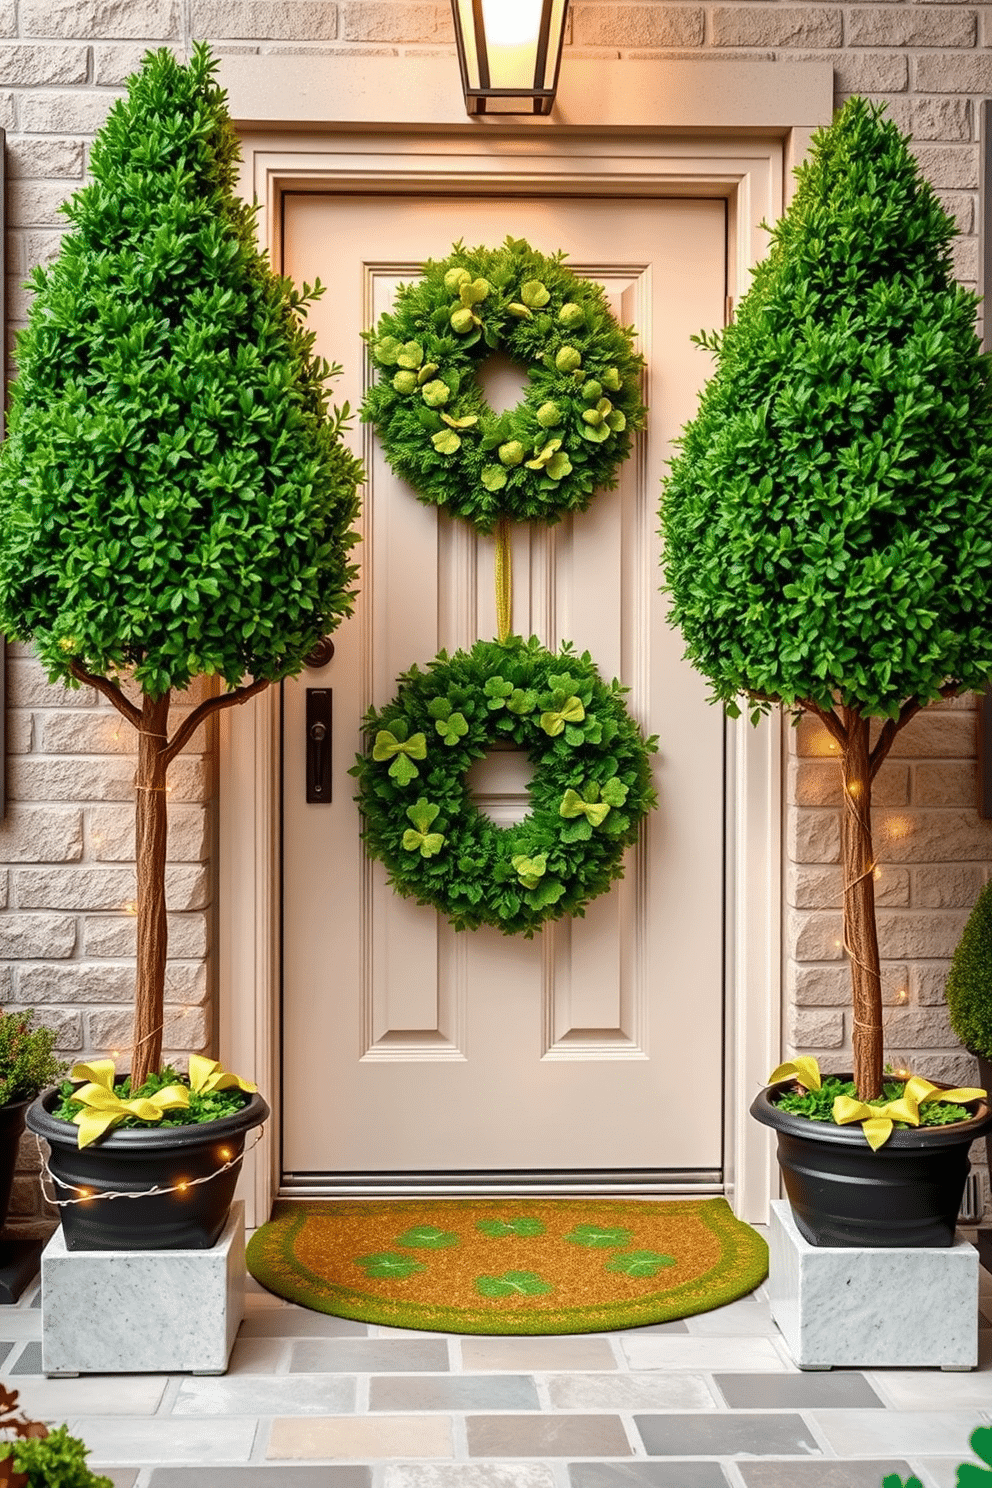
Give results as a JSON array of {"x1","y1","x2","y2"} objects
[{"x1": 218, "y1": 55, "x2": 833, "y2": 137}]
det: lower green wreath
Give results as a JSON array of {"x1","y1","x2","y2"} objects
[{"x1": 351, "y1": 635, "x2": 658, "y2": 936}]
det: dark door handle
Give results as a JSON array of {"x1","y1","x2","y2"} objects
[{"x1": 306, "y1": 689, "x2": 333, "y2": 803}]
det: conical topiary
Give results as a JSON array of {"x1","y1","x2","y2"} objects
[
  {"x1": 946, "y1": 880, "x2": 992, "y2": 1059},
  {"x1": 660, "y1": 98, "x2": 992, "y2": 1099},
  {"x1": 0, "y1": 44, "x2": 362, "y2": 1088}
]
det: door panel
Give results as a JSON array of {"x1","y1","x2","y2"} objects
[{"x1": 280, "y1": 193, "x2": 726, "y2": 1183}]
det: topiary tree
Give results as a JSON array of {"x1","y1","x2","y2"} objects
[
  {"x1": 0, "y1": 45, "x2": 361, "y2": 1090},
  {"x1": 946, "y1": 879, "x2": 992, "y2": 1059},
  {"x1": 660, "y1": 97, "x2": 992, "y2": 1101}
]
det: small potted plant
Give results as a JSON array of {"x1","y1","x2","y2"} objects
[
  {"x1": 0, "y1": 1011, "x2": 64, "y2": 1238},
  {"x1": 0, "y1": 45, "x2": 361, "y2": 1249},
  {"x1": 659, "y1": 97, "x2": 992, "y2": 1248},
  {"x1": 0, "y1": 1384, "x2": 111, "y2": 1488}
]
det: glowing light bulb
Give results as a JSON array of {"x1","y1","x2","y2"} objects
[{"x1": 480, "y1": 0, "x2": 541, "y2": 46}]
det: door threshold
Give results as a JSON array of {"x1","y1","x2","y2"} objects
[{"x1": 280, "y1": 1169, "x2": 724, "y2": 1199}]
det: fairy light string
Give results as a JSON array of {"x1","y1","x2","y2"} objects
[{"x1": 34, "y1": 1126, "x2": 264, "y2": 1208}]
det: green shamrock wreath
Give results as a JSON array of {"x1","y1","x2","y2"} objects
[
  {"x1": 361, "y1": 237, "x2": 646, "y2": 532},
  {"x1": 352, "y1": 635, "x2": 657, "y2": 936}
]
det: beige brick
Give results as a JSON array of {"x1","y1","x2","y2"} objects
[
  {"x1": 86, "y1": 1004, "x2": 209, "y2": 1055},
  {"x1": 6, "y1": 713, "x2": 34, "y2": 755},
  {"x1": 951, "y1": 234, "x2": 978, "y2": 282},
  {"x1": 38, "y1": 710, "x2": 139, "y2": 755},
  {"x1": 14, "y1": 865, "x2": 135, "y2": 911},
  {"x1": 915, "y1": 53, "x2": 992, "y2": 92},
  {"x1": 8, "y1": 177, "x2": 82, "y2": 228},
  {"x1": 788, "y1": 863, "x2": 841, "y2": 909},
  {"x1": 17, "y1": 961, "x2": 194, "y2": 1005},
  {"x1": 881, "y1": 1007, "x2": 960, "y2": 1048},
  {"x1": 0, "y1": 92, "x2": 15, "y2": 130},
  {"x1": 0, "y1": 44, "x2": 89, "y2": 85},
  {"x1": 912, "y1": 960, "x2": 953, "y2": 1005},
  {"x1": 795, "y1": 713, "x2": 842, "y2": 758},
  {"x1": 4, "y1": 1004, "x2": 82, "y2": 1050},
  {"x1": 872, "y1": 866, "x2": 912, "y2": 907},
  {"x1": 5, "y1": 137, "x2": 85, "y2": 180},
  {"x1": 711, "y1": 7, "x2": 841, "y2": 46},
  {"x1": 22, "y1": 229, "x2": 67, "y2": 270},
  {"x1": 0, "y1": 969, "x2": 13, "y2": 1004},
  {"x1": 910, "y1": 143, "x2": 979, "y2": 191},
  {"x1": 87, "y1": 802, "x2": 210, "y2": 863},
  {"x1": 82, "y1": 912, "x2": 209, "y2": 960},
  {"x1": 829, "y1": 50, "x2": 909, "y2": 91},
  {"x1": 888, "y1": 707, "x2": 976, "y2": 757},
  {"x1": 788, "y1": 908, "x2": 845, "y2": 960},
  {"x1": 9, "y1": 1176, "x2": 45, "y2": 1219},
  {"x1": 911, "y1": 95, "x2": 972, "y2": 142},
  {"x1": 789, "y1": 963, "x2": 910, "y2": 1007},
  {"x1": 572, "y1": 4, "x2": 704, "y2": 47},
  {"x1": 912, "y1": 864, "x2": 985, "y2": 908},
  {"x1": 0, "y1": 807, "x2": 82, "y2": 864},
  {"x1": 92, "y1": 42, "x2": 180, "y2": 83},
  {"x1": 912, "y1": 761, "x2": 978, "y2": 806},
  {"x1": 847, "y1": 5, "x2": 974, "y2": 44},
  {"x1": 339, "y1": 2, "x2": 452, "y2": 43},
  {"x1": 0, "y1": 7, "x2": 13, "y2": 35},
  {"x1": 20, "y1": 0, "x2": 180, "y2": 39},
  {"x1": 19, "y1": 89, "x2": 123, "y2": 134},
  {"x1": 788, "y1": 1008, "x2": 845, "y2": 1048},
  {"x1": 7, "y1": 660, "x2": 95, "y2": 709},
  {"x1": 910, "y1": 1052, "x2": 982, "y2": 1086},
  {"x1": 790, "y1": 759, "x2": 908, "y2": 807},
  {"x1": 788, "y1": 809, "x2": 841, "y2": 865},
  {"x1": 873, "y1": 807, "x2": 992, "y2": 862},
  {"x1": 0, "y1": 874, "x2": 9, "y2": 912},
  {"x1": 875, "y1": 909, "x2": 969, "y2": 958},
  {"x1": 0, "y1": 914, "x2": 76, "y2": 959},
  {"x1": 8, "y1": 756, "x2": 209, "y2": 804},
  {"x1": 192, "y1": 1, "x2": 338, "y2": 37},
  {"x1": 935, "y1": 190, "x2": 975, "y2": 235}
]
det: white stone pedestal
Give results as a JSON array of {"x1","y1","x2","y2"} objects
[
  {"x1": 40, "y1": 1201, "x2": 245, "y2": 1376},
  {"x1": 768, "y1": 1200, "x2": 979, "y2": 1370}
]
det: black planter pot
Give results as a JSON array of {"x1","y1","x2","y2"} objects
[
  {"x1": 751, "y1": 1077, "x2": 992, "y2": 1248},
  {"x1": 0, "y1": 1097, "x2": 32, "y2": 1233},
  {"x1": 27, "y1": 1088, "x2": 269, "y2": 1251}
]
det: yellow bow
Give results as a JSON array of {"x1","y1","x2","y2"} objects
[
  {"x1": 559, "y1": 789, "x2": 611, "y2": 828},
  {"x1": 67, "y1": 1060, "x2": 190, "y2": 1149},
  {"x1": 372, "y1": 730, "x2": 427, "y2": 763},
  {"x1": 767, "y1": 1057, "x2": 823, "y2": 1092},
  {"x1": 187, "y1": 1055, "x2": 257, "y2": 1097},
  {"x1": 833, "y1": 1075, "x2": 987, "y2": 1150}
]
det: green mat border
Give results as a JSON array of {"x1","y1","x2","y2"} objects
[{"x1": 245, "y1": 1196, "x2": 769, "y2": 1334}]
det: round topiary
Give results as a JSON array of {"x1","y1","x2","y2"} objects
[
  {"x1": 361, "y1": 237, "x2": 646, "y2": 532},
  {"x1": 946, "y1": 879, "x2": 992, "y2": 1057},
  {"x1": 351, "y1": 635, "x2": 657, "y2": 935}
]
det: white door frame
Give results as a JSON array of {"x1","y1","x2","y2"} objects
[{"x1": 215, "y1": 55, "x2": 833, "y2": 1229}]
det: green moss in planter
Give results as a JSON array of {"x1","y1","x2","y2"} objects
[{"x1": 945, "y1": 879, "x2": 992, "y2": 1058}]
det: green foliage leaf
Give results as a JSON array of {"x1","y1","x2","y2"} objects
[
  {"x1": 361, "y1": 237, "x2": 645, "y2": 531},
  {"x1": 659, "y1": 98, "x2": 992, "y2": 720},
  {"x1": 0, "y1": 1423, "x2": 115, "y2": 1488},
  {"x1": 395, "y1": 1226, "x2": 460, "y2": 1249},
  {"x1": 475, "y1": 1271, "x2": 554, "y2": 1298},
  {"x1": 354, "y1": 1252, "x2": 427, "y2": 1278},
  {"x1": 604, "y1": 1249, "x2": 676, "y2": 1277},
  {"x1": 476, "y1": 1217, "x2": 547, "y2": 1238},
  {"x1": 0, "y1": 44, "x2": 361, "y2": 698},
  {"x1": 352, "y1": 635, "x2": 657, "y2": 937},
  {"x1": 564, "y1": 1224, "x2": 633, "y2": 1249}
]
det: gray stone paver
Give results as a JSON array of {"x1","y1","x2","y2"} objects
[{"x1": 0, "y1": 1260, "x2": 987, "y2": 1488}]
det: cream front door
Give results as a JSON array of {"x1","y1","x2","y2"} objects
[{"x1": 280, "y1": 191, "x2": 727, "y2": 1189}]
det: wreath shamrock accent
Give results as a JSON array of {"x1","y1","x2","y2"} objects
[
  {"x1": 352, "y1": 635, "x2": 657, "y2": 936},
  {"x1": 361, "y1": 237, "x2": 646, "y2": 532}
]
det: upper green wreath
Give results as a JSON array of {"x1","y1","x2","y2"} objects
[{"x1": 361, "y1": 238, "x2": 646, "y2": 532}]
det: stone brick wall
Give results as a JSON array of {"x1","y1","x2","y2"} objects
[{"x1": 2, "y1": 1, "x2": 991, "y2": 1233}]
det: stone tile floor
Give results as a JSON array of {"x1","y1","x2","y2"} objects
[{"x1": 1, "y1": 1237, "x2": 991, "y2": 1488}]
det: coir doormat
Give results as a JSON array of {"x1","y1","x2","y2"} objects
[{"x1": 245, "y1": 1197, "x2": 768, "y2": 1334}]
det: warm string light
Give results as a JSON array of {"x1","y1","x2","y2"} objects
[{"x1": 35, "y1": 1127, "x2": 264, "y2": 1209}]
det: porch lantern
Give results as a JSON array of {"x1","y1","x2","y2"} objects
[{"x1": 451, "y1": 0, "x2": 569, "y2": 116}]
